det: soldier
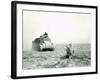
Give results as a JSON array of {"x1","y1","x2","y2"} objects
[
  {"x1": 65, "y1": 44, "x2": 72, "y2": 58},
  {"x1": 43, "y1": 32, "x2": 51, "y2": 41},
  {"x1": 44, "y1": 32, "x2": 48, "y2": 38}
]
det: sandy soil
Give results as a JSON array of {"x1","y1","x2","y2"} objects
[{"x1": 22, "y1": 44, "x2": 91, "y2": 70}]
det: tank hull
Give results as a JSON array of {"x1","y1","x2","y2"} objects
[{"x1": 32, "y1": 41, "x2": 54, "y2": 51}]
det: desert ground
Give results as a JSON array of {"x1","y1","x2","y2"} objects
[{"x1": 22, "y1": 44, "x2": 91, "y2": 70}]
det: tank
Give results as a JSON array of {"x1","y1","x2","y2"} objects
[{"x1": 32, "y1": 32, "x2": 54, "y2": 51}]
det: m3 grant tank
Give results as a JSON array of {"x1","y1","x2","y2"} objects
[{"x1": 32, "y1": 32, "x2": 54, "y2": 51}]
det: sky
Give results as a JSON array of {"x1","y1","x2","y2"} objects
[{"x1": 23, "y1": 10, "x2": 91, "y2": 50}]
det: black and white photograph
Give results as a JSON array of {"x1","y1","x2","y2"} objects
[
  {"x1": 22, "y1": 10, "x2": 91, "y2": 69},
  {"x1": 11, "y1": 1, "x2": 97, "y2": 79}
]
